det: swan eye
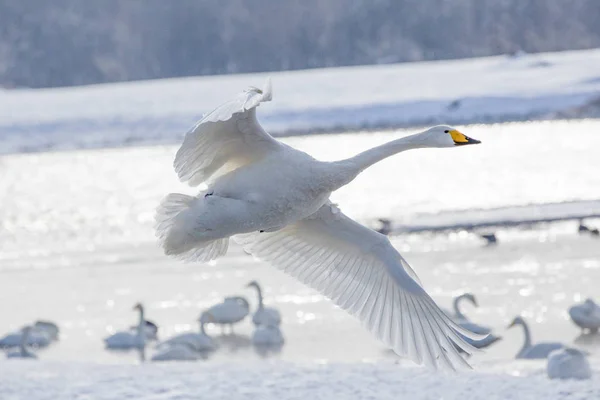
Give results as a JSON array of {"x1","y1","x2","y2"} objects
[{"x1": 444, "y1": 130, "x2": 449, "y2": 133}]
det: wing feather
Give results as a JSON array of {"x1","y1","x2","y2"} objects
[
  {"x1": 174, "y1": 79, "x2": 281, "y2": 186},
  {"x1": 235, "y1": 203, "x2": 486, "y2": 371}
]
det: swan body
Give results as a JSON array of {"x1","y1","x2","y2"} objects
[
  {"x1": 569, "y1": 298, "x2": 600, "y2": 333},
  {"x1": 130, "y1": 320, "x2": 159, "y2": 340},
  {"x1": 158, "y1": 314, "x2": 216, "y2": 352},
  {"x1": 508, "y1": 316, "x2": 565, "y2": 359},
  {"x1": 204, "y1": 297, "x2": 250, "y2": 332},
  {"x1": 151, "y1": 343, "x2": 198, "y2": 362},
  {"x1": 252, "y1": 325, "x2": 284, "y2": 346},
  {"x1": 0, "y1": 328, "x2": 51, "y2": 348},
  {"x1": 104, "y1": 303, "x2": 147, "y2": 350},
  {"x1": 6, "y1": 326, "x2": 37, "y2": 359},
  {"x1": 547, "y1": 348, "x2": 591, "y2": 380},
  {"x1": 156, "y1": 80, "x2": 483, "y2": 370},
  {"x1": 31, "y1": 321, "x2": 59, "y2": 341},
  {"x1": 247, "y1": 281, "x2": 281, "y2": 327}
]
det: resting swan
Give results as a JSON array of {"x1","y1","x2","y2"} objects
[
  {"x1": 569, "y1": 298, "x2": 600, "y2": 333},
  {"x1": 104, "y1": 303, "x2": 147, "y2": 349},
  {"x1": 155, "y1": 80, "x2": 483, "y2": 370},
  {"x1": 157, "y1": 312, "x2": 216, "y2": 352},
  {"x1": 508, "y1": 316, "x2": 565, "y2": 359},
  {"x1": 246, "y1": 280, "x2": 281, "y2": 327},
  {"x1": 252, "y1": 324, "x2": 284, "y2": 346},
  {"x1": 547, "y1": 347, "x2": 592, "y2": 380},
  {"x1": 6, "y1": 326, "x2": 37, "y2": 359}
]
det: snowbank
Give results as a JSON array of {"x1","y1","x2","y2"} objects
[
  {"x1": 1, "y1": 48, "x2": 600, "y2": 154},
  {"x1": 0, "y1": 360, "x2": 598, "y2": 400}
]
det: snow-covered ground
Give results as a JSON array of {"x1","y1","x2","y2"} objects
[
  {"x1": 1, "y1": 48, "x2": 600, "y2": 154},
  {"x1": 1, "y1": 360, "x2": 599, "y2": 400}
]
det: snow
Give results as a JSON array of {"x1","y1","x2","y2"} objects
[
  {"x1": 0, "y1": 360, "x2": 598, "y2": 400},
  {"x1": 1, "y1": 48, "x2": 600, "y2": 154}
]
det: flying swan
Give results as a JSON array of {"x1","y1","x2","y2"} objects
[{"x1": 155, "y1": 79, "x2": 483, "y2": 370}]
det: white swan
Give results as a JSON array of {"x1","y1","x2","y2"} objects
[
  {"x1": 157, "y1": 313, "x2": 216, "y2": 352},
  {"x1": 31, "y1": 320, "x2": 59, "y2": 341},
  {"x1": 252, "y1": 324, "x2": 284, "y2": 346},
  {"x1": 569, "y1": 298, "x2": 600, "y2": 333},
  {"x1": 155, "y1": 80, "x2": 483, "y2": 370},
  {"x1": 444, "y1": 293, "x2": 501, "y2": 350},
  {"x1": 151, "y1": 343, "x2": 199, "y2": 362},
  {"x1": 204, "y1": 296, "x2": 249, "y2": 333},
  {"x1": 6, "y1": 326, "x2": 37, "y2": 359},
  {"x1": 0, "y1": 326, "x2": 52, "y2": 348},
  {"x1": 246, "y1": 280, "x2": 281, "y2": 327},
  {"x1": 104, "y1": 303, "x2": 146, "y2": 349},
  {"x1": 130, "y1": 320, "x2": 160, "y2": 341},
  {"x1": 547, "y1": 347, "x2": 591, "y2": 380},
  {"x1": 508, "y1": 316, "x2": 565, "y2": 359}
]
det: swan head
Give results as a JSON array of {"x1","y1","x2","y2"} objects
[
  {"x1": 199, "y1": 311, "x2": 215, "y2": 324},
  {"x1": 133, "y1": 303, "x2": 144, "y2": 312},
  {"x1": 507, "y1": 316, "x2": 525, "y2": 329},
  {"x1": 461, "y1": 292, "x2": 478, "y2": 307},
  {"x1": 584, "y1": 298, "x2": 597, "y2": 308},
  {"x1": 246, "y1": 280, "x2": 260, "y2": 289},
  {"x1": 419, "y1": 125, "x2": 481, "y2": 148}
]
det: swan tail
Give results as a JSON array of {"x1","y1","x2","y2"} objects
[{"x1": 155, "y1": 193, "x2": 229, "y2": 262}]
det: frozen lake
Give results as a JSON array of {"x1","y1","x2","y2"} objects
[{"x1": 0, "y1": 119, "x2": 599, "y2": 368}]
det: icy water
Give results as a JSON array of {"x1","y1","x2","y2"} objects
[{"x1": 0, "y1": 120, "x2": 599, "y2": 366}]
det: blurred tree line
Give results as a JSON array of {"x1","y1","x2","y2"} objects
[{"x1": 1, "y1": 0, "x2": 599, "y2": 88}]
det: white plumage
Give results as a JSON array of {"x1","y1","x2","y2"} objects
[
  {"x1": 156, "y1": 79, "x2": 483, "y2": 370},
  {"x1": 204, "y1": 297, "x2": 250, "y2": 332},
  {"x1": 5, "y1": 326, "x2": 38, "y2": 360},
  {"x1": 0, "y1": 327, "x2": 51, "y2": 348},
  {"x1": 104, "y1": 303, "x2": 147, "y2": 350},
  {"x1": 547, "y1": 347, "x2": 592, "y2": 380},
  {"x1": 508, "y1": 316, "x2": 565, "y2": 359},
  {"x1": 247, "y1": 280, "x2": 281, "y2": 327},
  {"x1": 252, "y1": 325, "x2": 285, "y2": 346},
  {"x1": 151, "y1": 343, "x2": 199, "y2": 362},
  {"x1": 157, "y1": 313, "x2": 216, "y2": 352},
  {"x1": 569, "y1": 298, "x2": 600, "y2": 333}
]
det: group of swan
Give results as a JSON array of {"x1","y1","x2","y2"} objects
[
  {"x1": 444, "y1": 292, "x2": 594, "y2": 380},
  {"x1": 155, "y1": 79, "x2": 483, "y2": 371},
  {"x1": 0, "y1": 320, "x2": 59, "y2": 359}
]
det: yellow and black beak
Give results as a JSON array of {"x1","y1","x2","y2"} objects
[{"x1": 449, "y1": 129, "x2": 481, "y2": 146}]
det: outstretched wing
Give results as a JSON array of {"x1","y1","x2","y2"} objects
[
  {"x1": 174, "y1": 78, "x2": 281, "y2": 186},
  {"x1": 235, "y1": 203, "x2": 484, "y2": 371}
]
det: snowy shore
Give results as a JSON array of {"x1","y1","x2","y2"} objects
[
  {"x1": 1, "y1": 360, "x2": 599, "y2": 400},
  {"x1": 1, "y1": 48, "x2": 600, "y2": 154}
]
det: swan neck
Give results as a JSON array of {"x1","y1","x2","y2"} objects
[
  {"x1": 20, "y1": 328, "x2": 29, "y2": 353},
  {"x1": 200, "y1": 321, "x2": 206, "y2": 336},
  {"x1": 254, "y1": 284, "x2": 264, "y2": 308},
  {"x1": 336, "y1": 133, "x2": 426, "y2": 180},
  {"x1": 453, "y1": 295, "x2": 467, "y2": 320},
  {"x1": 519, "y1": 320, "x2": 532, "y2": 353},
  {"x1": 136, "y1": 307, "x2": 145, "y2": 343}
]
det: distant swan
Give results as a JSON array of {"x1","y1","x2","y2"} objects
[
  {"x1": 151, "y1": 343, "x2": 199, "y2": 362},
  {"x1": 569, "y1": 298, "x2": 600, "y2": 333},
  {"x1": 547, "y1": 347, "x2": 591, "y2": 380},
  {"x1": 252, "y1": 324, "x2": 284, "y2": 346},
  {"x1": 446, "y1": 293, "x2": 501, "y2": 350},
  {"x1": 157, "y1": 312, "x2": 216, "y2": 352},
  {"x1": 246, "y1": 281, "x2": 281, "y2": 327},
  {"x1": 6, "y1": 326, "x2": 37, "y2": 359},
  {"x1": 0, "y1": 326, "x2": 51, "y2": 348},
  {"x1": 104, "y1": 303, "x2": 147, "y2": 349},
  {"x1": 155, "y1": 80, "x2": 482, "y2": 370},
  {"x1": 204, "y1": 297, "x2": 249, "y2": 333},
  {"x1": 508, "y1": 316, "x2": 564, "y2": 359},
  {"x1": 32, "y1": 321, "x2": 59, "y2": 341}
]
